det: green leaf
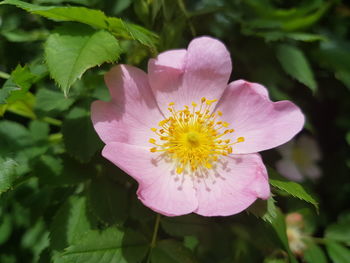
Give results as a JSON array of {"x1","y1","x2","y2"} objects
[
  {"x1": 45, "y1": 24, "x2": 121, "y2": 95},
  {"x1": 0, "y1": 120, "x2": 48, "y2": 175},
  {"x1": 183, "y1": 236, "x2": 198, "y2": 251},
  {"x1": 247, "y1": 196, "x2": 277, "y2": 224},
  {"x1": 315, "y1": 39, "x2": 350, "y2": 90},
  {"x1": 304, "y1": 241, "x2": 327, "y2": 263},
  {"x1": 50, "y1": 196, "x2": 92, "y2": 251},
  {"x1": 151, "y1": 239, "x2": 198, "y2": 263},
  {"x1": 0, "y1": 0, "x2": 158, "y2": 48},
  {"x1": 0, "y1": 0, "x2": 115, "y2": 28},
  {"x1": 0, "y1": 158, "x2": 17, "y2": 195},
  {"x1": 281, "y1": 2, "x2": 332, "y2": 31},
  {"x1": 0, "y1": 120, "x2": 32, "y2": 154},
  {"x1": 161, "y1": 214, "x2": 212, "y2": 238},
  {"x1": 270, "y1": 209, "x2": 297, "y2": 263},
  {"x1": 325, "y1": 240, "x2": 350, "y2": 263},
  {"x1": 1, "y1": 29, "x2": 49, "y2": 42},
  {"x1": 35, "y1": 88, "x2": 74, "y2": 114},
  {"x1": 256, "y1": 31, "x2": 326, "y2": 42},
  {"x1": 276, "y1": 44, "x2": 317, "y2": 92},
  {"x1": 55, "y1": 227, "x2": 148, "y2": 263},
  {"x1": 6, "y1": 92, "x2": 36, "y2": 119},
  {"x1": 264, "y1": 258, "x2": 287, "y2": 263},
  {"x1": 29, "y1": 120, "x2": 49, "y2": 142},
  {"x1": 325, "y1": 212, "x2": 350, "y2": 245},
  {"x1": 326, "y1": 223, "x2": 350, "y2": 245},
  {"x1": 0, "y1": 65, "x2": 37, "y2": 104},
  {"x1": 269, "y1": 168, "x2": 318, "y2": 211},
  {"x1": 33, "y1": 154, "x2": 91, "y2": 186},
  {"x1": 21, "y1": 219, "x2": 50, "y2": 262},
  {"x1": 0, "y1": 214, "x2": 12, "y2": 245},
  {"x1": 88, "y1": 176, "x2": 128, "y2": 226},
  {"x1": 62, "y1": 105, "x2": 103, "y2": 162}
]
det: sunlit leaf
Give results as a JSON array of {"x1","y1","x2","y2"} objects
[
  {"x1": 45, "y1": 24, "x2": 121, "y2": 95},
  {"x1": 0, "y1": 0, "x2": 158, "y2": 48},
  {"x1": 0, "y1": 158, "x2": 18, "y2": 195},
  {"x1": 35, "y1": 88, "x2": 74, "y2": 113},
  {"x1": 54, "y1": 227, "x2": 148, "y2": 263},
  {"x1": 0, "y1": 65, "x2": 37, "y2": 104}
]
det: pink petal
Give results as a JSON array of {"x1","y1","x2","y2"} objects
[
  {"x1": 194, "y1": 154, "x2": 270, "y2": 216},
  {"x1": 216, "y1": 80, "x2": 304, "y2": 154},
  {"x1": 276, "y1": 159, "x2": 304, "y2": 182},
  {"x1": 91, "y1": 65, "x2": 163, "y2": 146},
  {"x1": 102, "y1": 142, "x2": 198, "y2": 216},
  {"x1": 277, "y1": 140, "x2": 295, "y2": 158},
  {"x1": 148, "y1": 36, "x2": 232, "y2": 112},
  {"x1": 148, "y1": 50, "x2": 186, "y2": 113},
  {"x1": 296, "y1": 135, "x2": 321, "y2": 161},
  {"x1": 301, "y1": 164, "x2": 321, "y2": 180}
]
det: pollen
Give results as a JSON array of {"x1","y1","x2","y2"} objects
[{"x1": 149, "y1": 98, "x2": 245, "y2": 174}]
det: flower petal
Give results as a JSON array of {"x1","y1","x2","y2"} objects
[
  {"x1": 148, "y1": 49, "x2": 186, "y2": 113},
  {"x1": 102, "y1": 142, "x2": 198, "y2": 216},
  {"x1": 194, "y1": 154, "x2": 270, "y2": 216},
  {"x1": 301, "y1": 164, "x2": 321, "y2": 180},
  {"x1": 91, "y1": 65, "x2": 163, "y2": 146},
  {"x1": 216, "y1": 80, "x2": 305, "y2": 154},
  {"x1": 296, "y1": 135, "x2": 321, "y2": 161},
  {"x1": 276, "y1": 140, "x2": 294, "y2": 158},
  {"x1": 148, "y1": 36, "x2": 232, "y2": 112},
  {"x1": 276, "y1": 159, "x2": 304, "y2": 182}
]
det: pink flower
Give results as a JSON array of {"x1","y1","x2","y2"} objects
[
  {"x1": 276, "y1": 135, "x2": 321, "y2": 182},
  {"x1": 91, "y1": 36, "x2": 304, "y2": 216}
]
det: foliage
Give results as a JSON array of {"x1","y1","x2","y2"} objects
[{"x1": 1, "y1": 0, "x2": 350, "y2": 262}]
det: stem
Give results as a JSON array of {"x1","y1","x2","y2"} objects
[
  {"x1": 311, "y1": 237, "x2": 326, "y2": 245},
  {"x1": 48, "y1": 133, "x2": 63, "y2": 143},
  {"x1": 147, "y1": 213, "x2": 161, "y2": 263},
  {"x1": 150, "y1": 213, "x2": 161, "y2": 248},
  {"x1": 0, "y1": 71, "x2": 10, "y2": 79},
  {"x1": 42, "y1": 117, "x2": 62, "y2": 126}
]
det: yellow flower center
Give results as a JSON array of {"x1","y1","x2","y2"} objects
[{"x1": 149, "y1": 98, "x2": 244, "y2": 174}]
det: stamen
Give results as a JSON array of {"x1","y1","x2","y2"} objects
[{"x1": 149, "y1": 98, "x2": 245, "y2": 174}]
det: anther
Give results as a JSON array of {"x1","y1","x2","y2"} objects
[
  {"x1": 237, "y1": 137, "x2": 245, "y2": 142},
  {"x1": 176, "y1": 167, "x2": 183, "y2": 174}
]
